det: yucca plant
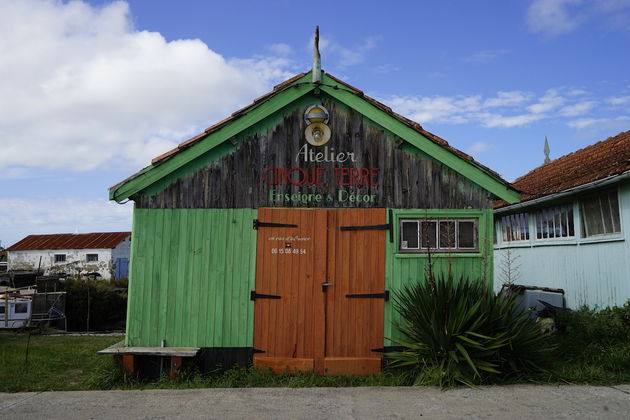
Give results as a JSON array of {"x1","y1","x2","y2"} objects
[{"x1": 388, "y1": 275, "x2": 555, "y2": 388}]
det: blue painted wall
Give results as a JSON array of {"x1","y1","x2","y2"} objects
[{"x1": 493, "y1": 180, "x2": 630, "y2": 309}]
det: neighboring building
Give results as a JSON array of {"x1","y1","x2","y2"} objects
[
  {"x1": 109, "y1": 67, "x2": 519, "y2": 375},
  {"x1": 6, "y1": 232, "x2": 131, "y2": 281},
  {"x1": 494, "y1": 131, "x2": 630, "y2": 309},
  {"x1": 0, "y1": 250, "x2": 7, "y2": 272}
]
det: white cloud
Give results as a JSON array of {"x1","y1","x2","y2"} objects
[
  {"x1": 526, "y1": 0, "x2": 584, "y2": 36},
  {"x1": 526, "y1": 0, "x2": 630, "y2": 37},
  {"x1": 483, "y1": 91, "x2": 533, "y2": 108},
  {"x1": 527, "y1": 89, "x2": 566, "y2": 113},
  {"x1": 466, "y1": 142, "x2": 492, "y2": 154},
  {"x1": 477, "y1": 113, "x2": 547, "y2": 128},
  {"x1": 381, "y1": 86, "x2": 606, "y2": 129},
  {"x1": 384, "y1": 95, "x2": 482, "y2": 124},
  {"x1": 559, "y1": 101, "x2": 597, "y2": 116},
  {"x1": 608, "y1": 95, "x2": 630, "y2": 105},
  {"x1": 0, "y1": 0, "x2": 294, "y2": 173},
  {"x1": 0, "y1": 198, "x2": 133, "y2": 248},
  {"x1": 267, "y1": 43, "x2": 292, "y2": 56},
  {"x1": 316, "y1": 35, "x2": 379, "y2": 68},
  {"x1": 567, "y1": 115, "x2": 630, "y2": 129}
]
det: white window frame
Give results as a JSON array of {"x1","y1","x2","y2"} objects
[
  {"x1": 579, "y1": 189, "x2": 621, "y2": 238},
  {"x1": 399, "y1": 218, "x2": 479, "y2": 253}
]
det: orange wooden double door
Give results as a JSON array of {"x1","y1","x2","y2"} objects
[{"x1": 253, "y1": 208, "x2": 387, "y2": 375}]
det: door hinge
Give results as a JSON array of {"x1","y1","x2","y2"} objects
[
  {"x1": 345, "y1": 291, "x2": 389, "y2": 301},
  {"x1": 253, "y1": 219, "x2": 298, "y2": 229},
  {"x1": 250, "y1": 291, "x2": 282, "y2": 300}
]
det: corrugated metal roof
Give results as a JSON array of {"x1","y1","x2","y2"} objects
[
  {"x1": 6, "y1": 232, "x2": 131, "y2": 251},
  {"x1": 495, "y1": 130, "x2": 630, "y2": 208}
]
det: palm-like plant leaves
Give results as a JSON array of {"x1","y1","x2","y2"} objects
[{"x1": 387, "y1": 275, "x2": 556, "y2": 388}]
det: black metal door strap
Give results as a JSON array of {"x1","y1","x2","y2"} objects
[
  {"x1": 253, "y1": 220, "x2": 298, "y2": 229},
  {"x1": 250, "y1": 291, "x2": 282, "y2": 300},
  {"x1": 345, "y1": 291, "x2": 389, "y2": 301}
]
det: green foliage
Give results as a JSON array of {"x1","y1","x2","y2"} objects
[
  {"x1": 65, "y1": 278, "x2": 127, "y2": 331},
  {"x1": 549, "y1": 301, "x2": 630, "y2": 384},
  {"x1": 387, "y1": 275, "x2": 556, "y2": 388}
]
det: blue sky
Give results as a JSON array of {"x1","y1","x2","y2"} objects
[{"x1": 1, "y1": 0, "x2": 629, "y2": 247}]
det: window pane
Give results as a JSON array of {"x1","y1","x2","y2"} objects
[
  {"x1": 401, "y1": 221, "x2": 419, "y2": 249},
  {"x1": 536, "y1": 204, "x2": 573, "y2": 239},
  {"x1": 439, "y1": 221, "x2": 456, "y2": 248},
  {"x1": 609, "y1": 192, "x2": 621, "y2": 232},
  {"x1": 581, "y1": 190, "x2": 621, "y2": 237},
  {"x1": 421, "y1": 221, "x2": 437, "y2": 249},
  {"x1": 500, "y1": 213, "x2": 529, "y2": 242},
  {"x1": 87, "y1": 254, "x2": 99, "y2": 262},
  {"x1": 458, "y1": 221, "x2": 475, "y2": 248},
  {"x1": 0, "y1": 306, "x2": 4, "y2": 314},
  {"x1": 15, "y1": 303, "x2": 28, "y2": 313}
]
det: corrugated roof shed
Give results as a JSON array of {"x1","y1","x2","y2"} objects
[
  {"x1": 6, "y1": 232, "x2": 130, "y2": 251},
  {"x1": 496, "y1": 130, "x2": 630, "y2": 208}
]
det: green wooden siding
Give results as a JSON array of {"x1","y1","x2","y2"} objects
[
  {"x1": 126, "y1": 208, "x2": 257, "y2": 347},
  {"x1": 384, "y1": 209, "x2": 494, "y2": 345}
]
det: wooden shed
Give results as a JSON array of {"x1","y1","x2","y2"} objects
[{"x1": 109, "y1": 66, "x2": 519, "y2": 375}]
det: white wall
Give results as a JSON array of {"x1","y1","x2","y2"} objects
[{"x1": 8, "y1": 248, "x2": 115, "y2": 280}]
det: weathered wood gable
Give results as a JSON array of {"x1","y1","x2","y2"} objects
[{"x1": 134, "y1": 94, "x2": 493, "y2": 210}]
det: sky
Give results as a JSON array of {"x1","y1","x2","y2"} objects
[{"x1": 1, "y1": 0, "x2": 629, "y2": 247}]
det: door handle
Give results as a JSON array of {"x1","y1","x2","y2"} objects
[{"x1": 322, "y1": 282, "x2": 333, "y2": 291}]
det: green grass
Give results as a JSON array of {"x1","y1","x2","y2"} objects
[
  {"x1": 2, "y1": 301, "x2": 629, "y2": 392},
  {"x1": 91, "y1": 366, "x2": 408, "y2": 391},
  {"x1": 0, "y1": 331, "x2": 121, "y2": 392}
]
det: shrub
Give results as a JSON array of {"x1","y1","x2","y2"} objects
[
  {"x1": 65, "y1": 278, "x2": 127, "y2": 331},
  {"x1": 388, "y1": 275, "x2": 556, "y2": 388}
]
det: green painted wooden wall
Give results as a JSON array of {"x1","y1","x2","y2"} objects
[
  {"x1": 383, "y1": 209, "x2": 494, "y2": 345},
  {"x1": 125, "y1": 208, "x2": 257, "y2": 347}
]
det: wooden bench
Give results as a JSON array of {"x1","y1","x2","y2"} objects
[{"x1": 98, "y1": 341, "x2": 200, "y2": 378}]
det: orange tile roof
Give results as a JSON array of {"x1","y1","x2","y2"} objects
[
  {"x1": 147, "y1": 71, "x2": 508, "y2": 186},
  {"x1": 496, "y1": 130, "x2": 630, "y2": 208},
  {"x1": 7, "y1": 232, "x2": 131, "y2": 251}
]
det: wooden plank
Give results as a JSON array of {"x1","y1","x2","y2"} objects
[
  {"x1": 323, "y1": 357, "x2": 381, "y2": 376},
  {"x1": 122, "y1": 355, "x2": 136, "y2": 374},
  {"x1": 99, "y1": 346, "x2": 200, "y2": 357},
  {"x1": 133, "y1": 102, "x2": 495, "y2": 211},
  {"x1": 170, "y1": 356, "x2": 184, "y2": 379},
  {"x1": 253, "y1": 356, "x2": 314, "y2": 374}
]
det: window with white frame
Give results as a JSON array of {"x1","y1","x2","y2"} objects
[
  {"x1": 86, "y1": 254, "x2": 99, "y2": 262},
  {"x1": 580, "y1": 189, "x2": 621, "y2": 237},
  {"x1": 54, "y1": 254, "x2": 66, "y2": 263},
  {"x1": 535, "y1": 204, "x2": 574, "y2": 239},
  {"x1": 499, "y1": 212, "x2": 530, "y2": 242},
  {"x1": 400, "y1": 218, "x2": 478, "y2": 252}
]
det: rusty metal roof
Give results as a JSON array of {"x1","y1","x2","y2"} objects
[
  {"x1": 147, "y1": 71, "x2": 509, "y2": 187},
  {"x1": 6, "y1": 232, "x2": 131, "y2": 251},
  {"x1": 495, "y1": 130, "x2": 630, "y2": 208}
]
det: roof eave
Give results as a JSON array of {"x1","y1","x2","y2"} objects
[{"x1": 495, "y1": 170, "x2": 630, "y2": 214}]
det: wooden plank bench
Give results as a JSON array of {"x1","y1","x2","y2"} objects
[{"x1": 98, "y1": 341, "x2": 200, "y2": 378}]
